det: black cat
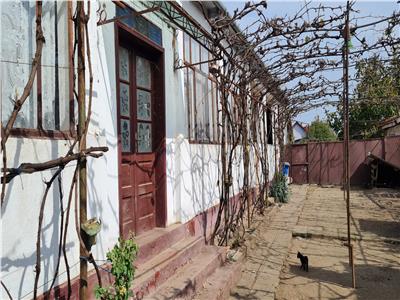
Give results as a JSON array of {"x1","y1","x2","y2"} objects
[{"x1": 297, "y1": 251, "x2": 308, "y2": 272}]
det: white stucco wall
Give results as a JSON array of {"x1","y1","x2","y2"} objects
[
  {"x1": 293, "y1": 123, "x2": 307, "y2": 141},
  {"x1": 0, "y1": 2, "x2": 120, "y2": 298},
  {"x1": 1, "y1": 138, "x2": 80, "y2": 299}
]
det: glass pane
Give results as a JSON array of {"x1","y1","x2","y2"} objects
[
  {"x1": 184, "y1": 33, "x2": 191, "y2": 63},
  {"x1": 136, "y1": 16, "x2": 149, "y2": 37},
  {"x1": 148, "y1": 22, "x2": 162, "y2": 46},
  {"x1": 42, "y1": 1, "x2": 69, "y2": 130},
  {"x1": 136, "y1": 56, "x2": 151, "y2": 89},
  {"x1": 116, "y1": 7, "x2": 135, "y2": 28},
  {"x1": 120, "y1": 119, "x2": 131, "y2": 152},
  {"x1": 120, "y1": 83, "x2": 130, "y2": 117},
  {"x1": 185, "y1": 68, "x2": 195, "y2": 139},
  {"x1": 195, "y1": 71, "x2": 208, "y2": 140},
  {"x1": 119, "y1": 47, "x2": 130, "y2": 81},
  {"x1": 204, "y1": 77, "x2": 210, "y2": 140},
  {"x1": 137, "y1": 122, "x2": 152, "y2": 153},
  {"x1": 137, "y1": 89, "x2": 151, "y2": 121},
  {"x1": 191, "y1": 40, "x2": 200, "y2": 65},
  {"x1": 212, "y1": 82, "x2": 218, "y2": 141},
  {"x1": 1, "y1": 1, "x2": 37, "y2": 129},
  {"x1": 116, "y1": 6, "x2": 162, "y2": 46},
  {"x1": 207, "y1": 79, "x2": 214, "y2": 141},
  {"x1": 200, "y1": 46, "x2": 209, "y2": 74}
]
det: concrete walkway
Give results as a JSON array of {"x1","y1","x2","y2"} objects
[
  {"x1": 230, "y1": 185, "x2": 309, "y2": 300},
  {"x1": 276, "y1": 186, "x2": 400, "y2": 300},
  {"x1": 293, "y1": 187, "x2": 400, "y2": 243}
]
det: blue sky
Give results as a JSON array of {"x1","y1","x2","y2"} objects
[{"x1": 222, "y1": 1, "x2": 399, "y2": 124}]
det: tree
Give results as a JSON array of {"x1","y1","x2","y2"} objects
[
  {"x1": 308, "y1": 119, "x2": 337, "y2": 141},
  {"x1": 327, "y1": 55, "x2": 400, "y2": 139}
]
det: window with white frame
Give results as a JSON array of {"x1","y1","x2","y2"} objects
[
  {"x1": 1, "y1": 1, "x2": 72, "y2": 135},
  {"x1": 183, "y1": 32, "x2": 218, "y2": 143}
]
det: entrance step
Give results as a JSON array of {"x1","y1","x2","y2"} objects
[
  {"x1": 135, "y1": 224, "x2": 188, "y2": 266},
  {"x1": 143, "y1": 246, "x2": 227, "y2": 300},
  {"x1": 193, "y1": 250, "x2": 244, "y2": 300},
  {"x1": 133, "y1": 235, "x2": 204, "y2": 299}
]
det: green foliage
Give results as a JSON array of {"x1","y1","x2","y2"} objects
[
  {"x1": 270, "y1": 172, "x2": 289, "y2": 203},
  {"x1": 95, "y1": 237, "x2": 138, "y2": 300},
  {"x1": 327, "y1": 55, "x2": 400, "y2": 139},
  {"x1": 308, "y1": 120, "x2": 337, "y2": 141}
]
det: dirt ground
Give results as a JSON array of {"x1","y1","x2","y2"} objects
[{"x1": 276, "y1": 186, "x2": 400, "y2": 300}]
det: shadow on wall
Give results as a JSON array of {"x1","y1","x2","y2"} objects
[
  {"x1": 1, "y1": 3, "x2": 123, "y2": 298},
  {"x1": 1, "y1": 240, "x2": 76, "y2": 299},
  {"x1": 86, "y1": 18, "x2": 122, "y2": 260},
  {"x1": 1, "y1": 138, "x2": 23, "y2": 212},
  {"x1": 1, "y1": 138, "x2": 78, "y2": 299},
  {"x1": 185, "y1": 142, "x2": 219, "y2": 236},
  {"x1": 86, "y1": 102, "x2": 119, "y2": 259},
  {"x1": 166, "y1": 137, "x2": 220, "y2": 239}
]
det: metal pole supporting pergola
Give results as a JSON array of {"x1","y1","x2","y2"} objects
[{"x1": 343, "y1": 0, "x2": 356, "y2": 289}]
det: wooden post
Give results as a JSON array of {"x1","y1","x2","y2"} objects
[
  {"x1": 343, "y1": 1, "x2": 356, "y2": 289},
  {"x1": 77, "y1": 2, "x2": 88, "y2": 299}
]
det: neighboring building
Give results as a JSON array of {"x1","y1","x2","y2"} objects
[
  {"x1": 379, "y1": 116, "x2": 400, "y2": 137},
  {"x1": 1, "y1": 1, "x2": 280, "y2": 298},
  {"x1": 293, "y1": 121, "x2": 309, "y2": 142}
]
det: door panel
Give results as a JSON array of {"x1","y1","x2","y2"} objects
[
  {"x1": 134, "y1": 154, "x2": 155, "y2": 235},
  {"x1": 118, "y1": 44, "x2": 157, "y2": 237}
]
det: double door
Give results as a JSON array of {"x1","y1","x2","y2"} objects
[{"x1": 118, "y1": 44, "x2": 156, "y2": 236}]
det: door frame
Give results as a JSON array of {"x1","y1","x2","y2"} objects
[{"x1": 115, "y1": 21, "x2": 166, "y2": 235}]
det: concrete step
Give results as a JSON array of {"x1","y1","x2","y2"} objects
[
  {"x1": 193, "y1": 250, "x2": 244, "y2": 300},
  {"x1": 144, "y1": 246, "x2": 227, "y2": 300},
  {"x1": 133, "y1": 236, "x2": 205, "y2": 299},
  {"x1": 136, "y1": 224, "x2": 188, "y2": 265}
]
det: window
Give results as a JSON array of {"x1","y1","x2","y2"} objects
[
  {"x1": 116, "y1": 6, "x2": 162, "y2": 46},
  {"x1": 267, "y1": 108, "x2": 273, "y2": 145},
  {"x1": 183, "y1": 32, "x2": 218, "y2": 143},
  {"x1": 1, "y1": 1, "x2": 72, "y2": 136}
]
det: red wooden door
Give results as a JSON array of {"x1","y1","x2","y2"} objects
[{"x1": 117, "y1": 44, "x2": 157, "y2": 237}]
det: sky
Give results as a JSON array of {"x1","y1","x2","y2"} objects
[{"x1": 221, "y1": 1, "x2": 399, "y2": 124}]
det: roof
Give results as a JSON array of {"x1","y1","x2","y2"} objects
[
  {"x1": 365, "y1": 153, "x2": 400, "y2": 172},
  {"x1": 293, "y1": 121, "x2": 309, "y2": 133},
  {"x1": 198, "y1": 1, "x2": 283, "y2": 97},
  {"x1": 379, "y1": 116, "x2": 400, "y2": 130}
]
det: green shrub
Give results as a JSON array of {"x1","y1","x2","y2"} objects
[
  {"x1": 270, "y1": 172, "x2": 290, "y2": 203},
  {"x1": 95, "y1": 236, "x2": 138, "y2": 300}
]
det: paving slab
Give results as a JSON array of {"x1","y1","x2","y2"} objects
[
  {"x1": 277, "y1": 186, "x2": 400, "y2": 300},
  {"x1": 230, "y1": 185, "x2": 309, "y2": 300},
  {"x1": 293, "y1": 187, "x2": 400, "y2": 243},
  {"x1": 276, "y1": 237, "x2": 400, "y2": 300}
]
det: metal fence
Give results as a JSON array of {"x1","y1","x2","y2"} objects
[{"x1": 285, "y1": 136, "x2": 400, "y2": 185}]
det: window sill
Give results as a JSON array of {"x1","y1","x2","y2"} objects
[
  {"x1": 188, "y1": 139, "x2": 220, "y2": 145},
  {"x1": 10, "y1": 128, "x2": 77, "y2": 140}
]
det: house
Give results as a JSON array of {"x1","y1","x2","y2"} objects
[
  {"x1": 1, "y1": 1, "x2": 281, "y2": 299},
  {"x1": 292, "y1": 121, "x2": 309, "y2": 142},
  {"x1": 379, "y1": 115, "x2": 400, "y2": 137}
]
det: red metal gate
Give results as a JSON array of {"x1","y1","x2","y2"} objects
[{"x1": 286, "y1": 136, "x2": 400, "y2": 185}]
